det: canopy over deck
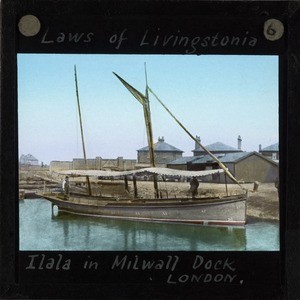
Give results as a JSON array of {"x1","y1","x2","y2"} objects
[{"x1": 58, "y1": 167, "x2": 224, "y2": 178}]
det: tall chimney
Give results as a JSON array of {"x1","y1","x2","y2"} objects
[
  {"x1": 259, "y1": 144, "x2": 262, "y2": 152},
  {"x1": 195, "y1": 136, "x2": 201, "y2": 149},
  {"x1": 237, "y1": 135, "x2": 242, "y2": 150}
]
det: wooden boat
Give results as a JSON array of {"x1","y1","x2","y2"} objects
[
  {"x1": 38, "y1": 66, "x2": 248, "y2": 226},
  {"x1": 41, "y1": 192, "x2": 247, "y2": 226},
  {"x1": 38, "y1": 167, "x2": 247, "y2": 226}
]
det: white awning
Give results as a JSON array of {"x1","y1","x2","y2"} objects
[{"x1": 58, "y1": 167, "x2": 224, "y2": 178}]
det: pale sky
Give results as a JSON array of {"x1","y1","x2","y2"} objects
[{"x1": 18, "y1": 54, "x2": 278, "y2": 165}]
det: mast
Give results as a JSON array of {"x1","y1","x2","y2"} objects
[
  {"x1": 147, "y1": 86, "x2": 245, "y2": 190},
  {"x1": 144, "y1": 63, "x2": 155, "y2": 167},
  {"x1": 144, "y1": 63, "x2": 159, "y2": 198},
  {"x1": 74, "y1": 65, "x2": 92, "y2": 196}
]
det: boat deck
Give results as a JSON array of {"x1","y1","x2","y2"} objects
[{"x1": 39, "y1": 191, "x2": 247, "y2": 207}]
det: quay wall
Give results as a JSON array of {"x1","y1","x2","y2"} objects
[
  {"x1": 50, "y1": 157, "x2": 137, "y2": 172},
  {"x1": 50, "y1": 161, "x2": 73, "y2": 172}
]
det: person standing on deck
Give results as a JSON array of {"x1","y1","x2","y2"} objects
[
  {"x1": 190, "y1": 176, "x2": 199, "y2": 198},
  {"x1": 275, "y1": 177, "x2": 279, "y2": 197},
  {"x1": 62, "y1": 176, "x2": 70, "y2": 198}
]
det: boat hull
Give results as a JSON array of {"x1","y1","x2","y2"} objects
[{"x1": 40, "y1": 193, "x2": 247, "y2": 226}]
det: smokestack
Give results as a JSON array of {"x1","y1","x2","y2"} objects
[
  {"x1": 259, "y1": 144, "x2": 262, "y2": 152},
  {"x1": 237, "y1": 135, "x2": 242, "y2": 150},
  {"x1": 195, "y1": 136, "x2": 201, "y2": 149}
]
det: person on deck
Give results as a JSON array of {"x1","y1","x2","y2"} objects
[
  {"x1": 275, "y1": 177, "x2": 279, "y2": 197},
  {"x1": 190, "y1": 176, "x2": 199, "y2": 198},
  {"x1": 62, "y1": 176, "x2": 70, "y2": 197}
]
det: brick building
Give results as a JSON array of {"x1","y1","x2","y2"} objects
[
  {"x1": 192, "y1": 135, "x2": 243, "y2": 156},
  {"x1": 137, "y1": 137, "x2": 183, "y2": 167}
]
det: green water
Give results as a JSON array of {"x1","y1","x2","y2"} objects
[{"x1": 19, "y1": 199, "x2": 279, "y2": 251}]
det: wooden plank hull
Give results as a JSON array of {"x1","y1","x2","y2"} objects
[{"x1": 40, "y1": 192, "x2": 247, "y2": 226}]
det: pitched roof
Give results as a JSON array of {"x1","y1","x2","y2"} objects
[
  {"x1": 190, "y1": 153, "x2": 246, "y2": 164},
  {"x1": 193, "y1": 142, "x2": 241, "y2": 153},
  {"x1": 167, "y1": 156, "x2": 198, "y2": 165},
  {"x1": 168, "y1": 151, "x2": 278, "y2": 166},
  {"x1": 137, "y1": 138, "x2": 183, "y2": 153},
  {"x1": 261, "y1": 143, "x2": 279, "y2": 152},
  {"x1": 215, "y1": 152, "x2": 253, "y2": 163},
  {"x1": 191, "y1": 151, "x2": 278, "y2": 165},
  {"x1": 20, "y1": 154, "x2": 38, "y2": 161}
]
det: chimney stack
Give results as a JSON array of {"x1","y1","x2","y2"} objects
[
  {"x1": 259, "y1": 144, "x2": 262, "y2": 152},
  {"x1": 237, "y1": 135, "x2": 242, "y2": 150},
  {"x1": 195, "y1": 136, "x2": 201, "y2": 149}
]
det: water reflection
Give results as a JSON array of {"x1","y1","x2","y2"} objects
[
  {"x1": 50, "y1": 208, "x2": 246, "y2": 251},
  {"x1": 20, "y1": 199, "x2": 278, "y2": 251}
]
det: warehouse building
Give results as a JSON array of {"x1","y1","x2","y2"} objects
[{"x1": 168, "y1": 151, "x2": 278, "y2": 183}]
